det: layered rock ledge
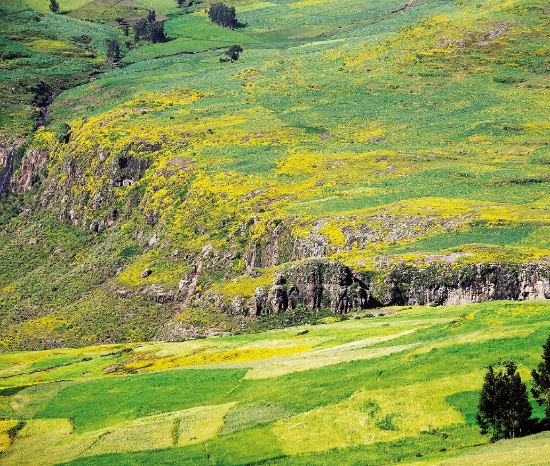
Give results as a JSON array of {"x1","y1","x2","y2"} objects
[{"x1": 247, "y1": 260, "x2": 550, "y2": 316}]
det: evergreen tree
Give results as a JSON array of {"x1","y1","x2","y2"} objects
[
  {"x1": 148, "y1": 21, "x2": 167, "y2": 43},
  {"x1": 477, "y1": 366, "x2": 500, "y2": 438},
  {"x1": 532, "y1": 334, "x2": 550, "y2": 418},
  {"x1": 504, "y1": 362, "x2": 533, "y2": 438},
  {"x1": 476, "y1": 362, "x2": 532, "y2": 441},
  {"x1": 133, "y1": 12, "x2": 166, "y2": 44},
  {"x1": 208, "y1": 3, "x2": 238, "y2": 29},
  {"x1": 134, "y1": 18, "x2": 147, "y2": 43},
  {"x1": 49, "y1": 0, "x2": 59, "y2": 13}
]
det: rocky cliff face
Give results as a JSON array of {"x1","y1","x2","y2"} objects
[
  {"x1": 245, "y1": 220, "x2": 296, "y2": 270},
  {"x1": 381, "y1": 262, "x2": 550, "y2": 306},
  {"x1": 15, "y1": 148, "x2": 48, "y2": 191},
  {"x1": 248, "y1": 260, "x2": 550, "y2": 316},
  {"x1": 250, "y1": 260, "x2": 375, "y2": 315},
  {"x1": 243, "y1": 214, "x2": 468, "y2": 270},
  {"x1": 0, "y1": 142, "x2": 21, "y2": 198},
  {"x1": 0, "y1": 145, "x2": 12, "y2": 168}
]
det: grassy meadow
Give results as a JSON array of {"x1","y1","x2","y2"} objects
[
  {"x1": 0, "y1": 0, "x2": 125, "y2": 139},
  {"x1": 40, "y1": 0, "x2": 550, "y2": 281},
  {"x1": 0, "y1": 300, "x2": 549, "y2": 464}
]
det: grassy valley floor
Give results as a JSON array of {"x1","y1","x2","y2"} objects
[{"x1": 0, "y1": 300, "x2": 549, "y2": 465}]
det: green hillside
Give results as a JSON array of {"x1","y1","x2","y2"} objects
[
  {"x1": 1, "y1": 0, "x2": 549, "y2": 463},
  {"x1": 0, "y1": 300, "x2": 549, "y2": 464},
  {"x1": 0, "y1": 0, "x2": 125, "y2": 138},
  {"x1": 0, "y1": 0, "x2": 547, "y2": 350},
  {"x1": 0, "y1": 0, "x2": 548, "y2": 345}
]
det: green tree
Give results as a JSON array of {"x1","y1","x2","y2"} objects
[
  {"x1": 134, "y1": 11, "x2": 166, "y2": 44},
  {"x1": 532, "y1": 334, "x2": 550, "y2": 418},
  {"x1": 477, "y1": 366, "x2": 499, "y2": 438},
  {"x1": 222, "y1": 44, "x2": 242, "y2": 62},
  {"x1": 134, "y1": 18, "x2": 147, "y2": 43},
  {"x1": 49, "y1": 0, "x2": 59, "y2": 13},
  {"x1": 208, "y1": 3, "x2": 238, "y2": 29},
  {"x1": 149, "y1": 21, "x2": 167, "y2": 43},
  {"x1": 476, "y1": 362, "x2": 532, "y2": 441}
]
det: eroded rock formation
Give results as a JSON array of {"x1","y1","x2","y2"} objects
[{"x1": 248, "y1": 259, "x2": 550, "y2": 316}]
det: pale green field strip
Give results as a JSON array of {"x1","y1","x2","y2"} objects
[
  {"x1": 435, "y1": 432, "x2": 550, "y2": 466},
  {"x1": 0, "y1": 403, "x2": 235, "y2": 466}
]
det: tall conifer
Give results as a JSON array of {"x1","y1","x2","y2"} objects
[
  {"x1": 532, "y1": 334, "x2": 550, "y2": 418},
  {"x1": 476, "y1": 362, "x2": 532, "y2": 440}
]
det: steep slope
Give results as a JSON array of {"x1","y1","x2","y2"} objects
[{"x1": 0, "y1": 0, "x2": 549, "y2": 349}]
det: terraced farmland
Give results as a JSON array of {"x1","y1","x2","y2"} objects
[{"x1": 0, "y1": 300, "x2": 549, "y2": 464}]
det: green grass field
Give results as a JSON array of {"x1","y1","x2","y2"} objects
[
  {"x1": 0, "y1": 0, "x2": 125, "y2": 138},
  {"x1": 0, "y1": 300, "x2": 549, "y2": 464}
]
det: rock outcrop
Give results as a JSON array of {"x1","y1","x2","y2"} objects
[
  {"x1": 0, "y1": 143, "x2": 18, "y2": 197},
  {"x1": 383, "y1": 263, "x2": 550, "y2": 306},
  {"x1": 248, "y1": 259, "x2": 550, "y2": 316},
  {"x1": 16, "y1": 148, "x2": 48, "y2": 191},
  {"x1": 0, "y1": 145, "x2": 12, "y2": 168},
  {"x1": 245, "y1": 220, "x2": 296, "y2": 270},
  {"x1": 249, "y1": 259, "x2": 376, "y2": 316},
  {"x1": 110, "y1": 154, "x2": 150, "y2": 187},
  {"x1": 244, "y1": 215, "x2": 469, "y2": 269}
]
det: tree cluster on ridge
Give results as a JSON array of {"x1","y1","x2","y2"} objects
[
  {"x1": 208, "y1": 3, "x2": 238, "y2": 29},
  {"x1": 134, "y1": 10, "x2": 167, "y2": 44}
]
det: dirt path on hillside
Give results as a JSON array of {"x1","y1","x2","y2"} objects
[{"x1": 392, "y1": 0, "x2": 418, "y2": 14}]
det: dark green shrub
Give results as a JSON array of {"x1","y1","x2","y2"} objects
[{"x1": 208, "y1": 3, "x2": 238, "y2": 29}]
